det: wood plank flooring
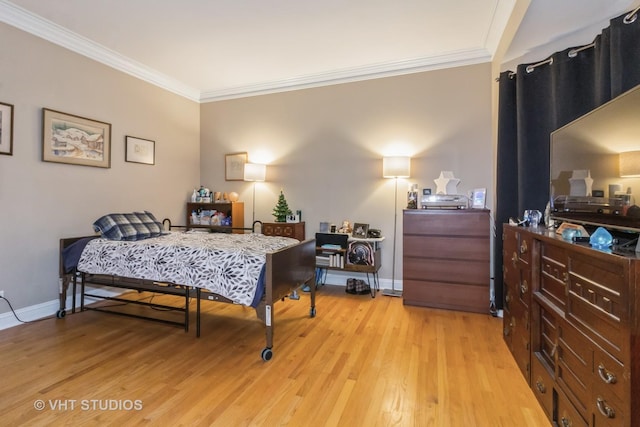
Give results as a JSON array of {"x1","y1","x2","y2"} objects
[{"x1": 0, "y1": 285, "x2": 549, "y2": 426}]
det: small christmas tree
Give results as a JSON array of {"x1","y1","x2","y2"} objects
[{"x1": 272, "y1": 190, "x2": 292, "y2": 222}]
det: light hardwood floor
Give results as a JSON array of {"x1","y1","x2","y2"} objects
[{"x1": 0, "y1": 285, "x2": 549, "y2": 426}]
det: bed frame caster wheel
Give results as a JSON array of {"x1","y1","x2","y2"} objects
[
  {"x1": 261, "y1": 348, "x2": 273, "y2": 361},
  {"x1": 56, "y1": 310, "x2": 66, "y2": 319},
  {"x1": 309, "y1": 307, "x2": 316, "y2": 318}
]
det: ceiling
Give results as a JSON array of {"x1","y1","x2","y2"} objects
[{"x1": 1, "y1": 0, "x2": 638, "y2": 102}]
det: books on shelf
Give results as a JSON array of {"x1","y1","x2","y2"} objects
[{"x1": 315, "y1": 252, "x2": 344, "y2": 268}]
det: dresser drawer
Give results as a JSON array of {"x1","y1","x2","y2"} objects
[
  {"x1": 531, "y1": 353, "x2": 554, "y2": 417},
  {"x1": 593, "y1": 346, "x2": 626, "y2": 405},
  {"x1": 403, "y1": 210, "x2": 488, "y2": 236},
  {"x1": 557, "y1": 320, "x2": 592, "y2": 420},
  {"x1": 566, "y1": 251, "x2": 629, "y2": 360},
  {"x1": 404, "y1": 235, "x2": 488, "y2": 261},
  {"x1": 533, "y1": 300, "x2": 560, "y2": 372},
  {"x1": 591, "y1": 394, "x2": 625, "y2": 427},
  {"x1": 262, "y1": 222, "x2": 305, "y2": 241},
  {"x1": 556, "y1": 387, "x2": 589, "y2": 427},
  {"x1": 510, "y1": 301, "x2": 531, "y2": 380},
  {"x1": 517, "y1": 232, "x2": 533, "y2": 265},
  {"x1": 540, "y1": 242, "x2": 568, "y2": 310},
  {"x1": 403, "y1": 258, "x2": 488, "y2": 285}
]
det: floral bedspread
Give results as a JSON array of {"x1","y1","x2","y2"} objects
[{"x1": 77, "y1": 231, "x2": 298, "y2": 306}]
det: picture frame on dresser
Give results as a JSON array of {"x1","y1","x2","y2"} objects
[
  {"x1": 0, "y1": 101, "x2": 14, "y2": 155},
  {"x1": 352, "y1": 223, "x2": 369, "y2": 238},
  {"x1": 42, "y1": 108, "x2": 111, "y2": 168},
  {"x1": 471, "y1": 188, "x2": 486, "y2": 209}
]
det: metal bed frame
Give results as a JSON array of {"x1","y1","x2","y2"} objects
[{"x1": 57, "y1": 222, "x2": 316, "y2": 361}]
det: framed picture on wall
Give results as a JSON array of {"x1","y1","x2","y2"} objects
[
  {"x1": 42, "y1": 108, "x2": 111, "y2": 168},
  {"x1": 0, "y1": 101, "x2": 14, "y2": 156},
  {"x1": 225, "y1": 152, "x2": 247, "y2": 181},
  {"x1": 125, "y1": 136, "x2": 155, "y2": 165}
]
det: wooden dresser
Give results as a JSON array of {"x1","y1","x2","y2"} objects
[
  {"x1": 262, "y1": 222, "x2": 305, "y2": 241},
  {"x1": 503, "y1": 224, "x2": 640, "y2": 426},
  {"x1": 403, "y1": 209, "x2": 490, "y2": 313}
]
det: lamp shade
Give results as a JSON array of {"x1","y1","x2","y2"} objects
[
  {"x1": 620, "y1": 151, "x2": 640, "y2": 177},
  {"x1": 244, "y1": 163, "x2": 266, "y2": 182},
  {"x1": 383, "y1": 156, "x2": 410, "y2": 178}
]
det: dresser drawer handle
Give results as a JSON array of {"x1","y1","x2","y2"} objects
[
  {"x1": 520, "y1": 280, "x2": 528, "y2": 295},
  {"x1": 596, "y1": 397, "x2": 615, "y2": 418},
  {"x1": 562, "y1": 272, "x2": 569, "y2": 285},
  {"x1": 560, "y1": 416, "x2": 572, "y2": 427},
  {"x1": 511, "y1": 252, "x2": 518, "y2": 268},
  {"x1": 535, "y1": 378, "x2": 546, "y2": 394},
  {"x1": 597, "y1": 364, "x2": 617, "y2": 384},
  {"x1": 520, "y1": 240, "x2": 528, "y2": 254}
]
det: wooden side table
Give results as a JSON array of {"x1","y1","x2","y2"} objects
[{"x1": 262, "y1": 222, "x2": 305, "y2": 241}]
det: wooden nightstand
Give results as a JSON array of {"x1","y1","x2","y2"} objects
[{"x1": 262, "y1": 222, "x2": 305, "y2": 241}]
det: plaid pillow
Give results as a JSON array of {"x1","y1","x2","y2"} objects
[
  {"x1": 134, "y1": 211, "x2": 163, "y2": 235},
  {"x1": 93, "y1": 211, "x2": 163, "y2": 241}
]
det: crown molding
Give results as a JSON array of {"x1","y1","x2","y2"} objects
[
  {"x1": 1, "y1": 0, "x2": 490, "y2": 104},
  {"x1": 199, "y1": 49, "x2": 491, "y2": 102},
  {"x1": 0, "y1": 0, "x2": 201, "y2": 102}
]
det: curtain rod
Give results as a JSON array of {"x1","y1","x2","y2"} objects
[
  {"x1": 568, "y1": 42, "x2": 596, "y2": 58},
  {"x1": 496, "y1": 39, "x2": 592, "y2": 80},
  {"x1": 496, "y1": 6, "x2": 639, "y2": 81}
]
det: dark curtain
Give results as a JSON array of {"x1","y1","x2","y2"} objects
[{"x1": 493, "y1": 10, "x2": 640, "y2": 308}]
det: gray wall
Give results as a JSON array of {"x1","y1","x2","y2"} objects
[
  {"x1": 200, "y1": 64, "x2": 494, "y2": 286},
  {"x1": 0, "y1": 23, "x2": 200, "y2": 317}
]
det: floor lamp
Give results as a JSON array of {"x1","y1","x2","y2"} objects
[
  {"x1": 243, "y1": 163, "x2": 266, "y2": 223},
  {"x1": 381, "y1": 156, "x2": 410, "y2": 297}
]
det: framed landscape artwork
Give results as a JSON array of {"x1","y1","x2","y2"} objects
[
  {"x1": 0, "y1": 101, "x2": 14, "y2": 156},
  {"x1": 42, "y1": 108, "x2": 111, "y2": 168}
]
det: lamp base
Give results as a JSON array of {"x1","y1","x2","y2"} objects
[{"x1": 381, "y1": 289, "x2": 402, "y2": 297}]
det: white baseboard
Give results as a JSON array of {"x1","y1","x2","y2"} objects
[{"x1": 0, "y1": 287, "x2": 123, "y2": 331}]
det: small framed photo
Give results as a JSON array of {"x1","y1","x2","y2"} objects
[
  {"x1": 225, "y1": 152, "x2": 247, "y2": 181},
  {"x1": 422, "y1": 188, "x2": 432, "y2": 196},
  {"x1": 471, "y1": 188, "x2": 487, "y2": 209},
  {"x1": 42, "y1": 108, "x2": 111, "y2": 168},
  {"x1": 352, "y1": 223, "x2": 369, "y2": 238},
  {"x1": 0, "y1": 101, "x2": 14, "y2": 156},
  {"x1": 125, "y1": 136, "x2": 155, "y2": 165},
  {"x1": 286, "y1": 214, "x2": 300, "y2": 223}
]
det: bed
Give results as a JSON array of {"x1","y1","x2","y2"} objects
[{"x1": 58, "y1": 213, "x2": 316, "y2": 361}]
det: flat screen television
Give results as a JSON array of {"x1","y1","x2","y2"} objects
[{"x1": 550, "y1": 84, "x2": 640, "y2": 235}]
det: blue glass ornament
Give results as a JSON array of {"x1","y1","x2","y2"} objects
[{"x1": 589, "y1": 227, "x2": 613, "y2": 249}]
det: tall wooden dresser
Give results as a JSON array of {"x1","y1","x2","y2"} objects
[
  {"x1": 403, "y1": 209, "x2": 490, "y2": 313},
  {"x1": 503, "y1": 224, "x2": 640, "y2": 426}
]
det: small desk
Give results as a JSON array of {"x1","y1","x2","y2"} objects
[{"x1": 315, "y1": 234, "x2": 384, "y2": 297}]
